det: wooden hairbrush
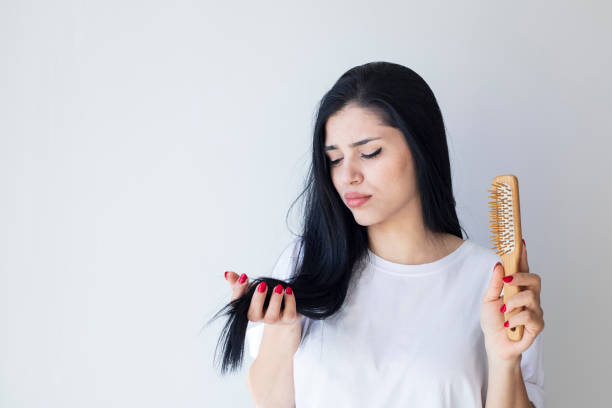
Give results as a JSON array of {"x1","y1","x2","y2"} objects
[{"x1": 488, "y1": 174, "x2": 525, "y2": 341}]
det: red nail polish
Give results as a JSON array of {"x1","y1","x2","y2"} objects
[
  {"x1": 239, "y1": 273, "x2": 247, "y2": 284},
  {"x1": 274, "y1": 284, "x2": 284, "y2": 294},
  {"x1": 502, "y1": 275, "x2": 513, "y2": 283},
  {"x1": 224, "y1": 271, "x2": 229, "y2": 280},
  {"x1": 522, "y1": 238, "x2": 526, "y2": 248},
  {"x1": 286, "y1": 286, "x2": 293, "y2": 295},
  {"x1": 494, "y1": 262, "x2": 502, "y2": 271},
  {"x1": 500, "y1": 304, "x2": 506, "y2": 313},
  {"x1": 257, "y1": 282, "x2": 267, "y2": 292},
  {"x1": 504, "y1": 321, "x2": 509, "y2": 327}
]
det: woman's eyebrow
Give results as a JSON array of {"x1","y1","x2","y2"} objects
[{"x1": 324, "y1": 137, "x2": 382, "y2": 151}]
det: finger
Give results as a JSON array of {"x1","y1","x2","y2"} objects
[
  {"x1": 483, "y1": 262, "x2": 504, "y2": 302},
  {"x1": 519, "y1": 238, "x2": 529, "y2": 273},
  {"x1": 230, "y1": 273, "x2": 249, "y2": 301},
  {"x1": 247, "y1": 281, "x2": 268, "y2": 321},
  {"x1": 263, "y1": 284, "x2": 285, "y2": 324},
  {"x1": 503, "y1": 272, "x2": 541, "y2": 296},
  {"x1": 506, "y1": 308, "x2": 545, "y2": 333},
  {"x1": 504, "y1": 309, "x2": 542, "y2": 353},
  {"x1": 280, "y1": 286, "x2": 298, "y2": 323},
  {"x1": 504, "y1": 289, "x2": 543, "y2": 318}
]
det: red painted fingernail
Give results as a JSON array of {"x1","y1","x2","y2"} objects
[
  {"x1": 224, "y1": 271, "x2": 229, "y2": 280},
  {"x1": 522, "y1": 238, "x2": 526, "y2": 248},
  {"x1": 494, "y1": 262, "x2": 502, "y2": 271},
  {"x1": 286, "y1": 286, "x2": 293, "y2": 295},
  {"x1": 502, "y1": 275, "x2": 513, "y2": 283},
  {"x1": 274, "y1": 284, "x2": 284, "y2": 294},
  {"x1": 257, "y1": 282, "x2": 267, "y2": 292},
  {"x1": 239, "y1": 273, "x2": 247, "y2": 284},
  {"x1": 504, "y1": 320, "x2": 509, "y2": 327},
  {"x1": 500, "y1": 304, "x2": 506, "y2": 313}
]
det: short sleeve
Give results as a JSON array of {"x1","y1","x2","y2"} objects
[
  {"x1": 245, "y1": 237, "x2": 304, "y2": 360},
  {"x1": 521, "y1": 330, "x2": 545, "y2": 407}
]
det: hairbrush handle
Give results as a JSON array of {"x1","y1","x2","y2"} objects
[
  {"x1": 490, "y1": 174, "x2": 525, "y2": 341},
  {"x1": 500, "y1": 240, "x2": 525, "y2": 341}
]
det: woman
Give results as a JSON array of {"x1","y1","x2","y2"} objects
[{"x1": 213, "y1": 61, "x2": 545, "y2": 407}]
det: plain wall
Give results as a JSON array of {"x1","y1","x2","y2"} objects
[{"x1": 1, "y1": 1, "x2": 610, "y2": 407}]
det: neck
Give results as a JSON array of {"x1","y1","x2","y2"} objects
[{"x1": 366, "y1": 199, "x2": 463, "y2": 265}]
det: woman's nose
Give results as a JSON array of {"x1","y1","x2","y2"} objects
[{"x1": 340, "y1": 159, "x2": 363, "y2": 184}]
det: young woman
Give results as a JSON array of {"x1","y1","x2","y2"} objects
[{"x1": 215, "y1": 61, "x2": 545, "y2": 407}]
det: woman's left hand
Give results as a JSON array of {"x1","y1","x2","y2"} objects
[{"x1": 480, "y1": 240, "x2": 545, "y2": 363}]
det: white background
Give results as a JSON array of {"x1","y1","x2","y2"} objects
[{"x1": 1, "y1": 1, "x2": 610, "y2": 407}]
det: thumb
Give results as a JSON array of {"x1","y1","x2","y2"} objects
[
  {"x1": 483, "y1": 262, "x2": 504, "y2": 302},
  {"x1": 224, "y1": 270, "x2": 239, "y2": 283}
]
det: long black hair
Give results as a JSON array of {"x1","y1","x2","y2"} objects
[{"x1": 207, "y1": 61, "x2": 468, "y2": 375}]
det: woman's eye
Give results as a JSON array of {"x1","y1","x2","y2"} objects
[
  {"x1": 328, "y1": 147, "x2": 382, "y2": 166},
  {"x1": 363, "y1": 147, "x2": 382, "y2": 159}
]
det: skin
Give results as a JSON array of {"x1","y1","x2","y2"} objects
[
  {"x1": 226, "y1": 103, "x2": 544, "y2": 407},
  {"x1": 324, "y1": 103, "x2": 464, "y2": 262}
]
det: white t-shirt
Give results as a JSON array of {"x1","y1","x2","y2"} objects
[{"x1": 246, "y1": 237, "x2": 545, "y2": 408}]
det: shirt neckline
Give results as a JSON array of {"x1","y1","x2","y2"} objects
[{"x1": 366, "y1": 239, "x2": 474, "y2": 276}]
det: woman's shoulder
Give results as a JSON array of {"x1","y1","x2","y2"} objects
[
  {"x1": 463, "y1": 238, "x2": 502, "y2": 265},
  {"x1": 460, "y1": 239, "x2": 504, "y2": 299}
]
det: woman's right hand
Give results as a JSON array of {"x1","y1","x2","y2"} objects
[{"x1": 224, "y1": 271, "x2": 303, "y2": 338}]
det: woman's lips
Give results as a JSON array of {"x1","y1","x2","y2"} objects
[{"x1": 346, "y1": 196, "x2": 371, "y2": 208}]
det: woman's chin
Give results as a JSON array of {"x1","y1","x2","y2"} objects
[{"x1": 352, "y1": 212, "x2": 382, "y2": 227}]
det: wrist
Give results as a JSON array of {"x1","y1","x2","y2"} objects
[
  {"x1": 261, "y1": 322, "x2": 301, "y2": 357},
  {"x1": 487, "y1": 351, "x2": 522, "y2": 370}
]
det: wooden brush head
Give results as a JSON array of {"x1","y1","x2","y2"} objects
[{"x1": 488, "y1": 174, "x2": 523, "y2": 257}]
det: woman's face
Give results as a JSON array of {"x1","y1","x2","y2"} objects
[{"x1": 324, "y1": 104, "x2": 419, "y2": 227}]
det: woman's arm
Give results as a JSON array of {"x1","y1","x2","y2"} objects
[
  {"x1": 247, "y1": 322, "x2": 300, "y2": 407},
  {"x1": 225, "y1": 267, "x2": 301, "y2": 407},
  {"x1": 481, "y1": 242, "x2": 544, "y2": 407},
  {"x1": 484, "y1": 355, "x2": 534, "y2": 408}
]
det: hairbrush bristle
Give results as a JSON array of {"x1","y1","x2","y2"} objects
[{"x1": 488, "y1": 181, "x2": 516, "y2": 256}]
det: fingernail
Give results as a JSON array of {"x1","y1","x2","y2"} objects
[
  {"x1": 274, "y1": 284, "x2": 284, "y2": 294},
  {"x1": 224, "y1": 271, "x2": 229, "y2": 280},
  {"x1": 500, "y1": 304, "x2": 506, "y2": 313},
  {"x1": 522, "y1": 238, "x2": 526, "y2": 248},
  {"x1": 257, "y1": 281, "x2": 267, "y2": 292},
  {"x1": 494, "y1": 262, "x2": 502, "y2": 271},
  {"x1": 502, "y1": 275, "x2": 513, "y2": 283},
  {"x1": 286, "y1": 286, "x2": 293, "y2": 295},
  {"x1": 239, "y1": 273, "x2": 247, "y2": 284},
  {"x1": 504, "y1": 320, "x2": 509, "y2": 327}
]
